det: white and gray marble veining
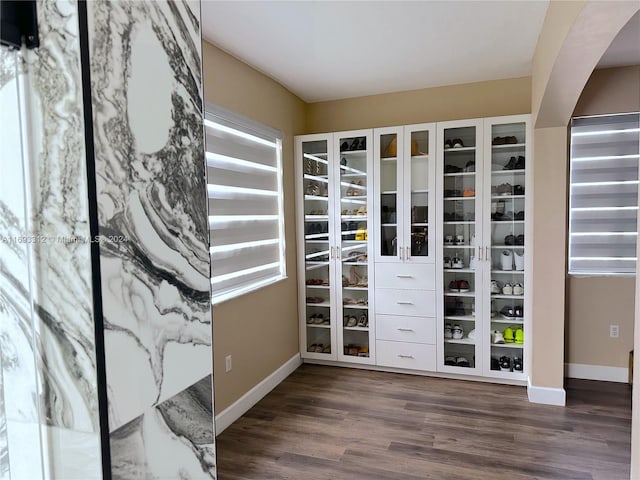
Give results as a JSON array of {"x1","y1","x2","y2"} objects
[
  {"x1": 0, "y1": 355, "x2": 9, "y2": 480},
  {"x1": 0, "y1": 0, "x2": 99, "y2": 433},
  {"x1": 110, "y1": 375, "x2": 216, "y2": 480},
  {"x1": 86, "y1": 0, "x2": 213, "y2": 432}
]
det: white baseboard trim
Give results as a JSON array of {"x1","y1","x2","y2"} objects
[
  {"x1": 215, "y1": 353, "x2": 302, "y2": 435},
  {"x1": 527, "y1": 377, "x2": 566, "y2": 406},
  {"x1": 565, "y1": 362, "x2": 629, "y2": 383}
]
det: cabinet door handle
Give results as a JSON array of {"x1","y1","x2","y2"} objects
[
  {"x1": 478, "y1": 246, "x2": 482, "y2": 261},
  {"x1": 486, "y1": 246, "x2": 490, "y2": 261},
  {"x1": 396, "y1": 274, "x2": 413, "y2": 278},
  {"x1": 337, "y1": 248, "x2": 341, "y2": 259},
  {"x1": 406, "y1": 246, "x2": 411, "y2": 260},
  {"x1": 398, "y1": 354, "x2": 414, "y2": 359},
  {"x1": 397, "y1": 328, "x2": 414, "y2": 332},
  {"x1": 397, "y1": 301, "x2": 414, "y2": 305},
  {"x1": 399, "y1": 245, "x2": 404, "y2": 261}
]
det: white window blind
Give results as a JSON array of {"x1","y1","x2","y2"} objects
[
  {"x1": 569, "y1": 112, "x2": 640, "y2": 275},
  {"x1": 205, "y1": 104, "x2": 286, "y2": 304}
]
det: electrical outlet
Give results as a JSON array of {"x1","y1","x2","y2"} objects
[
  {"x1": 225, "y1": 355, "x2": 232, "y2": 372},
  {"x1": 610, "y1": 325, "x2": 619, "y2": 338}
]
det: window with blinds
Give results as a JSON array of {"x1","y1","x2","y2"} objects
[
  {"x1": 569, "y1": 112, "x2": 640, "y2": 275},
  {"x1": 205, "y1": 104, "x2": 286, "y2": 304}
]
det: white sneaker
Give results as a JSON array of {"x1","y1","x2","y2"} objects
[
  {"x1": 452, "y1": 324, "x2": 464, "y2": 340},
  {"x1": 501, "y1": 250, "x2": 513, "y2": 270},
  {"x1": 490, "y1": 280, "x2": 501, "y2": 294},
  {"x1": 513, "y1": 282, "x2": 524, "y2": 295},
  {"x1": 452, "y1": 256, "x2": 464, "y2": 269},
  {"x1": 514, "y1": 251, "x2": 524, "y2": 271},
  {"x1": 445, "y1": 323, "x2": 452, "y2": 339},
  {"x1": 502, "y1": 282, "x2": 513, "y2": 295},
  {"x1": 467, "y1": 328, "x2": 476, "y2": 340},
  {"x1": 492, "y1": 330, "x2": 505, "y2": 344}
]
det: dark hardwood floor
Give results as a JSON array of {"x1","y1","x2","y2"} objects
[{"x1": 215, "y1": 364, "x2": 632, "y2": 480}]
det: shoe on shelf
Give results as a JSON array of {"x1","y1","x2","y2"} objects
[
  {"x1": 452, "y1": 138, "x2": 465, "y2": 148},
  {"x1": 307, "y1": 315, "x2": 316, "y2": 324},
  {"x1": 515, "y1": 234, "x2": 524, "y2": 245},
  {"x1": 449, "y1": 280, "x2": 460, "y2": 292},
  {"x1": 349, "y1": 138, "x2": 359, "y2": 151},
  {"x1": 491, "y1": 357, "x2": 501, "y2": 370},
  {"x1": 445, "y1": 323, "x2": 452, "y2": 339},
  {"x1": 445, "y1": 356, "x2": 456, "y2": 366},
  {"x1": 514, "y1": 185, "x2": 525, "y2": 196},
  {"x1": 444, "y1": 139, "x2": 453, "y2": 149},
  {"x1": 515, "y1": 156, "x2": 525, "y2": 169},
  {"x1": 455, "y1": 234, "x2": 464, "y2": 245},
  {"x1": 347, "y1": 316, "x2": 357, "y2": 327},
  {"x1": 503, "y1": 326, "x2": 515, "y2": 343},
  {"x1": 500, "y1": 306, "x2": 516, "y2": 320},
  {"x1": 456, "y1": 357, "x2": 470, "y2": 367},
  {"x1": 492, "y1": 330, "x2": 506, "y2": 344},
  {"x1": 514, "y1": 305, "x2": 523, "y2": 318},
  {"x1": 444, "y1": 235, "x2": 454, "y2": 245},
  {"x1": 464, "y1": 161, "x2": 475, "y2": 172},
  {"x1": 513, "y1": 283, "x2": 524, "y2": 295},
  {"x1": 514, "y1": 251, "x2": 524, "y2": 271},
  {"x1": 504, "y1": 234, "x2": 515, "y2": 245},
  {"x1": 340, "y1": 141, "x2": 349, "y2": 151},
  {"x1": 501, "y1": 250, "x2": 513, "y2": 270},
  {"x1": 444, "y1": 164, "x2": 462, "y2": 173},
  {"x1": 452, "y1": 324, "x2": 464, "y2": 340},
  {"x1": 502, "y1": 282, "x2": 513, "y2": 295},
  {"x1": 452, "y1": 256, "x2": 464, "y2": 269},
  {"x1": 499, "y1": 356, "x2": 512, "y2": 371},
  {"x1": 357, "y1": 314, "x2": 368, "y2": 327},
  {"x1": 513, "y1": 357, "x2": 523, "y2": 371},
  {"x1": 490, "y1": 280, "x2": 501, "y2": 294},
  {"x1": 322, "y1": 345, "x2": 331, "y2": 354},
  {"x1": 514, "y1": 211, "x2": 525, "y2": 220},
  {"x1": 492, "y1": 136, "x2": 506, "y2": 146},
  {"x1": 314, "y1": 313, "x2": 325, "y2": 324},
  {"x1": 358, "y1": 137, "x2": 366, "y2": 150},
  {"x1": 503, "y1": 156, "x2": 518, "y2": 170},
  {"x1": 515, "y1": 328, "x2": 524, "y2": 344},
  {"x1": 467, "y1": 328, "x2": 476, "y2": 340},
  {"x1": 458, "y1": 280, "x2": 470, "y2": 293},
  {"x1": 463, "y1": 188, "x2": 475, "y2": 197}
]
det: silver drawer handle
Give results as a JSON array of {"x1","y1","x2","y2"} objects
[
  {"x1": 398, "y1": 354, "x2": 414, "y2": 359},
  {"x1": 396, "y1": 274, "x2": 413, "y2": 278},
  {"x1": 397, "y1": 328, "x2": 414, "y2": 332},
  {"x1": 397, "y1": 301, "x2": 413, "y2": 305}
]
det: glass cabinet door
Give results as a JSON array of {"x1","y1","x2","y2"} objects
[
  {"x1": 374, "y1": 128, "x2": 403, "y2": 262},
  {"x1": 336, "y1": 132, "x2": 373, "y2": 363},
  {"x1": 485, "y1": 119, "x2": 528, "y2": 378},
  {"x1": 404, "y1": 124, "x2": 435, "y2": 263},
  {"x1": 301, "y1": 138, "x2": 335, "y2": 357},
  {"x1": 439, "y1": 122, "x2": 482, "y2": 373}
]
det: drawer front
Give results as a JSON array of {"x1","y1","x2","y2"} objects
[
  {"x1": 375, "y1": 288, "x2": 436, "y2": 317},
  {"x1": 376, "y1": 315, "x2": 436, "y2": 344},
  {"x1": 376, "y1": 340, "x2": 436, "y2": 371},
  {"x1": 374, "y1": 263, "x2": 435, "y2": 290}
]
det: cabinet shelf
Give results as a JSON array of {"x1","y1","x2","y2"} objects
[
  {"x1": 443, "y1": 245, "x2": 474, "y2": 249},
  {"x1": 343, "y1": 304, "x2": 368, "y2": 309},
  {"x1": 306, "y1": 285, "x2": 330, "y2": 289},
  {"x1": 305, "y1": 233, "x2": 329, "y2": 240},
  {"x1": 491, "y1": 195, "x2": 525, "y2": 200},
  {"x1": 341, "y1": 215, "x2": 368, "y2": 220},
  {"x1": 411, "y1": 189, "x2": 429, "y2": 194},
  {"x1": 306, "y1": 262, "x2": 329, "y2": 271},
  {"x1": 444, "y1": 196, "x2": 475, "y2": 201},
  {"x1": 305, "y1": 215, "x2": 329, "y2": 220},
  {"x1": 492, "y1": 245, "x2": 524, "y2": 249},
  {"x1": 305, "y1": 195, "x2": 329, "y2": 201},
  {"x1": 341, "y1": 150, "x2": 367, "y2": 156},
  {"x1": 341, "y1": 196, "x2": 367, "y2": 201},
  {"x1": 445, "y1": 338, "x2": 476, "y2": 345},
  {"x1": 490, "y1": 318, "x2": 524, "y2": 324},
  {"x1": 381, "y1": 223, "x2": 397, "y2": 227},
  {"x1": 411, "y1": 223, "x2": 429, "y2": 227},
  {"x1": 444, "y1": 146, "x2": 476, "y2": 152},
  {"x1": 492, "y1": 220, "x2": 524, "y2": 224},
  {"x1": 491, "y1": 343, "x2": 524, "y2": 349},
  {"x1": 443, "y1": 221, "x2": 475, "y2": 225},
  {"x1": 381, "y1": 190, "x2": 397, "y2": 194},
  {"x1": 444, "y1": 172, "x2": 475, "y2": 177},
  {"x1": 381, "y1": 156, "x2": 398, "y2": 162},
  {"x1": 411, "y1": 154, "x2": 430, "y2": 159},
  {"x1": 491, "y1": 294, "x2": 524, "y2": 300},
  {"x1": 342, "y1": 261, "x2": 368, "y2": 266},
  {"x1": 303, "y1": 174, "x2": 329, "y2": 183},
  {"x1": 443, "y1": 268, "x2": 475, "y2": 273},
  {"x1": 492, "y1": 168, "x2": 526, "y2": 175},
  {"x1": 341, "y1": 173, "x2": 367, "y2": 178},
  {"x1": 445, "y1": 315, "x2": 476, "y2": 321},
  {"x1": 343, "y1": 326, "x2": 369, "y2": 331},
  {"x1": 444, "y1": 291, "x2": 476, "y2": 297},
  {"x1": 491, "y1": 143, "x2": 526, "y2": 150},
  {"x1": 343, "y1": 286, "x2": 368, "y2": 291},
  {"x1": 491, "y1": 270, "x2": 524, "y2": 274},
  {"x1": 306, "y1": 323, "x2": 331, "y2": 329},
  {"x1": 306, "y1": 302, "x2": 330, "y2": 307}
]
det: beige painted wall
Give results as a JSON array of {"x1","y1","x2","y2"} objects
[
  {"x1": 202, "y1": 41, "x2": 305, "y2": 413},
  {"x1": 566, "y1": 66, "x2": 640, "y2": 369},
  {"x1": 306, "y1": 77, "x2": 531, "y2": 133}
]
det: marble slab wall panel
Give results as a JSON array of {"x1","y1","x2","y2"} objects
[
  {"x1": 0, "y1": 0, "x2": 102, "y2": 478},
  {"x1": 85, "y1": 0, "x2": 215, "y2": 476}
]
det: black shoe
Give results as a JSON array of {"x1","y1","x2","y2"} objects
[
  {"x1": 464, "y1": 161, "x2": 475, "y2": 172},
  {"x1": 505, "y1": 234, "x2": 515, "y2": 245},
  {"x1": 513, "y1": 357, "x2": 523, "y2": 372},
  {"x1": 444, "y1": 164, "x2": 462, "y2": 173},
  {"x1": 349, "y1": 138, "x2": 359, "y2": 151},
  {"x1": 491, "y1": 357, "x2": 500, "y2": 370},
  {"x1": 340, "y1": 141, "x2": 349, "y2": 151},
  {"x1": 444, "y1": 139, "x2": 453, "y2": 149},
  {"x1": 499, "y1": 356, "x2": 512, "y2": 371},
  {"x1": 515, "y1": 156, "x2": 525, "y2": 169},
  {"x1": 514, "y1": 185, "x2": 525, "y2": 196},
  {"x1": 341, "y1": 157, "x2": 347, "y2": 166},
  {"x1": 358, "y1": 137, "x2": 366, "y2": 150},
  {"x1": 515, "y1": 234, "x2": 524, "y2": 246},
  {"x1": 503, "y1": 156, "x2": 517, "y2": 170},
  {"x1": 514, "y1": 211, "x2": 525, "y2": 220}
]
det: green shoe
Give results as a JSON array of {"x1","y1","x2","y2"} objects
[
  {"x1": 503, "y1": 326, "x2": 514, "y2": 343},
  {"x1": 515, "y1": 327, "x2": 524, "y2": 344}
]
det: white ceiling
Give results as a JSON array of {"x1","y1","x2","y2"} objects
[
  {"x1": 201, "y1": 1, "x2": 550, "y2": 103},
  {"x1": 201, "y1": 2, "x2": 640, "y2": 103},
  {"x1": 597, "y1": 9, "x2": 640, "y2": 69}
]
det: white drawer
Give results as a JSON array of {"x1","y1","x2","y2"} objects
[
  {"x1": 376, "y1": 315, "x2": 436, "y2": 344},
  {"x1": 375, "y1": 288, "x2": 436, "y2": 317},
  {"x1": 376, "y1": 340, "x2": 436, "y2": 371},
  {"x1": 374, "y1": 263, "x2": 435, "y2": 290}
]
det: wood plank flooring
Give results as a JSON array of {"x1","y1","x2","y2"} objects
[{"x1": 215, "y1": 364, "x2": 632, "y2": 480}]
